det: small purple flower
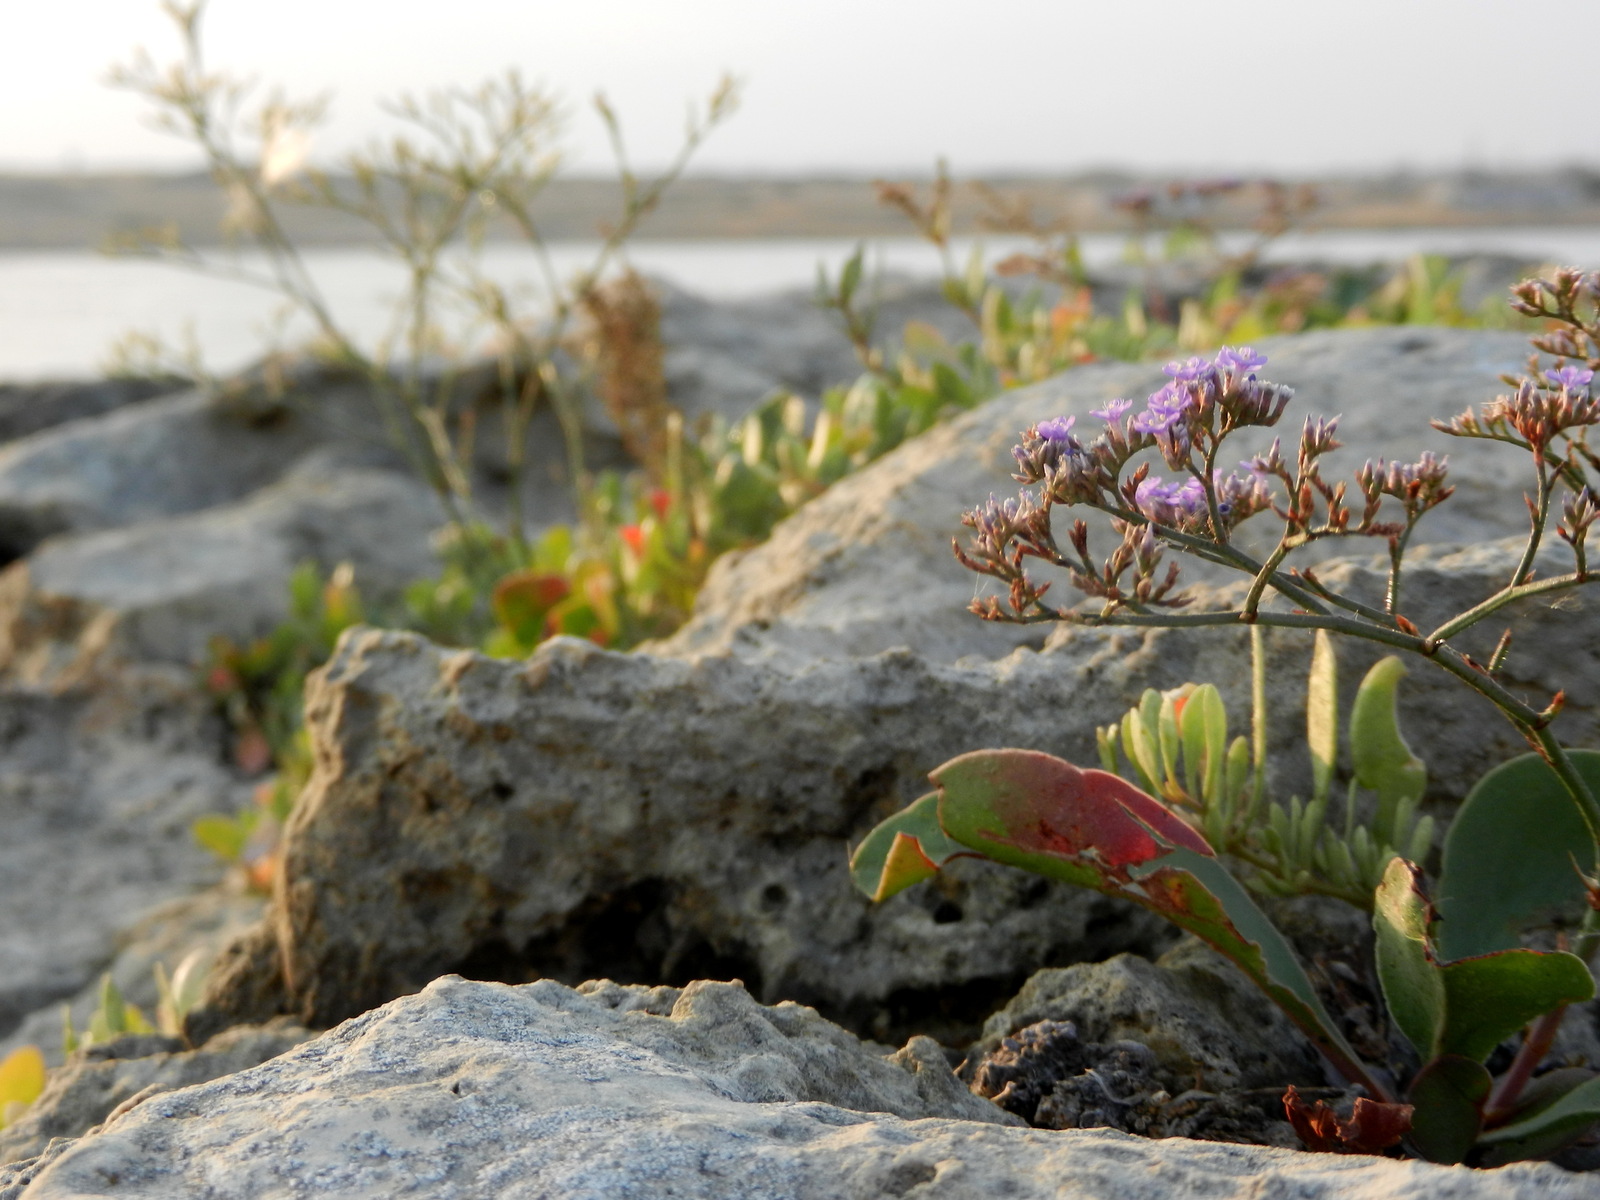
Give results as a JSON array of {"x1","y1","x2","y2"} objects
[
  {"x1": 1091, "y1": 398, "x2": 1133, "y2": 423},
  {"x1": 1037, "y1": 415, "x2": 1078, "y2": 443},
  {"x1": 1134, "y1": 476, "x2": 1208, "y2": 528},
  {"x1": 1213, "y1": 470, "x2": 1272, "y2": 523},
  {"x1": 1546, "y1": 365, "x2": 1595, "y2": 390},
  {"x1": 1131, "y1": 383, "x2": 1188, "y2": 435},
  {"x1": 1163, "y1": 356, "x2": 1213, "y2": 383},
  {"x1": 1216, "y1": 346, "x2": 1268, "y2": 374}
]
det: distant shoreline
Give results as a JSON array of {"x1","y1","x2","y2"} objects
[{"x1": 3, "y1": 168, "x2": 1600, "y2": 251}]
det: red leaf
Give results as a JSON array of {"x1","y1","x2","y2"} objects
[
  {"x1": 1284, "y1": 1086, "x2": 1413, "y2": 1155},
  {"x1": 937, "y1": 751, "x2": 1211, "y2": 869}
]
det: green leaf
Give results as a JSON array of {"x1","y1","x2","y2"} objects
[
  {"x1": 1435, "y1": 750, "x2": 1600, "y2": 960},
  {"x1": 1372, "y1": 859, "x2": 1591, "y2": 1065},
  {"x1": 1478, "y1": 1073, "x2": 1600, "y2": 1165},
  {"x1": 849, "y1": 792, "x2": 968, "y2": 902},
  {"x1": 1120, "y1": 701, "x2": 1161, "y2": 796},
  {"x1": 1437, "y1": 949, "x2": 1593, "y2": 1063},
  {"x1": 192, "y1": 814, "x2": 251, "y2": 864},
  {"x1": 1307, "y1": 631, "x2": 1338, "y2": 804},
  {"x1": 1405, "y1": 1055, "x2": 1490, "y2": 1164},
  {"x1": 1349, "y1": 657, "x2": 1426, "y2": 839},
  {"x1": 927, "y1": 749, "x2": 1372, "y2": 1090},
  {"x1": 287, "y1": 560, "x2": 322, "y2": 620},
  {"x1": 839, "y1": 246, "x2": 864, "y2": 304},
  {"x1": 1157, "y1": 689, "x2": 1183, "y2": 798},
  {"x1": 1373, "y1": 857, "x2": 1445, "y2": 1060},
  {"x1": 1178, "y1": 684, "x2": 1227, "y2": 805}
]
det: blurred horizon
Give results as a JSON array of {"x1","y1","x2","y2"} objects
[{"x1": 5, "y1": 0, "x2": 1598, "y2": 178}]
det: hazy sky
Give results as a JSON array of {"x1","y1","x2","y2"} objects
[{"x1": 4, "y1": 0, "x2": 1597, "y2": 176}]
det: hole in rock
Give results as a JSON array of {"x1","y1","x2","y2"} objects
[
  {"x1": 446, "y1": 879, "x2": 767, "y2": 998},
  {"x1": 930, "y1": 901, "x2": 964, "y2": 925},
  {"x1": 852, "y1": 973, "x2": 1032, "y2": 1050}
]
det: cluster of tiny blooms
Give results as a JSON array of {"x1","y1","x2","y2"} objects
[{"x1": 1001, "y1": 345, "x2": 1289, "y2": 537}]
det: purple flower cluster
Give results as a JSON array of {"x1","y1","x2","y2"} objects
[
  {"x1": 1082, "y1": 345, "x2": 1294, "y2": 469},
  {"x1": 1133, "y1": 470, "x2": 1272, "y2": 532},
  {"x1": 1133, "y1": 476, "x2": 1207, "y2": 528}
]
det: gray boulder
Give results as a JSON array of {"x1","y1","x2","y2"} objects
[
  {"x1": 3, "y1": 454, "x2": 444, "y2": 667},
  {"x1": 0, "y1": 890, "x2": 265, "y2": 1071},
  {"x1": 3, "y1": 975, "x2": 1589, "y2": 1199},
  {"x1": 658, "y1": 325, "x2": 1539, "y2": 667},
  {"x1": 973, "y1": 939, "x2": 1324, "y2": 1096},
  {"x1": 0, "y1": 667, "x2": 247, "y2": 1046},
  {"x1": 0, "y1": 378, "x2": 183, "y2": 445},
  {"x1": 0, "y1": 386, "x2": 339, "y2": 560},
  {"x1": 189, "y1": 525, "x2": 1600, "y2": 1042},
  {"x1": 0, "y1": 1018, "x2": 312, "y2": 1165},
  {"x1": 189, "y1": 628, "x2": 1179, "y2": 1041}
]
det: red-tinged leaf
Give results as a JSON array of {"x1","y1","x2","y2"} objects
[
  {"x1": 929, "y1": 749, "x2": 1211, "y2": 877},
  {"x1": 930, "y1": 749, "x2": 1377, "y2": 1095},
  {"x1": 492, "y1": 571, "x2": 572, "y2": 643}
]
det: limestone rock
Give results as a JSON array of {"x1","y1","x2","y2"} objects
[
  {"x1": 971, "y1": 940, "x2": 1324, "y2": 1095},
  {"x1": 0, "y1": 387, "x2": 332, "y2": 560},
  {"x1": 0, "y1": 1018, "x2": 313, "y2": 1165},
  {"x1": 0, "y1": 669, "x2": 247, "y2": 1045},
  {"x1": 191, "y1": 627, "x2": 1190, "y2": 1040},
  {"x1": 191, "y1": 520, "x2": 1600, "y2": 1041},
  {"x1": 657, "y1": 326, "x2": 1539, "y2": 667},
  {"x1": 4, "y1": 975, "x2": 1589, "y2": 1199},
  {"x1": 0, "y1": 378, "x2": 182, "y2": 445},
  {"x1": 0, "y1": 890, "x2": 265, "y2": 1071},
  {"x1": 1, "y1": 455, "x2": 444, "y2": 668}
]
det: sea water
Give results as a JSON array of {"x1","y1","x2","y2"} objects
[{"x1": 3, "y1": 227, "x2": 1600, "y2": 380}]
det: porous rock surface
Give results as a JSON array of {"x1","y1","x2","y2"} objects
[
  {"x1": 3, "y1": 975, "x2": 1589, "y2": 1200},
  {"x1": 0, "y1": 667, "x2": 248, "y2": 1047},
  {"x1": 0, "y1": 1018, "x2": 313, "y2": 1165},
  {"x1": 972, "y1": 938, "x2": 1323, "y2": 1095},
  {"x1": 191, "y1": 627, "x2": 1178, "y2": 1040},
  {"x1": 192, "y1": 531, "x2": 1600, "y2": 1040}
]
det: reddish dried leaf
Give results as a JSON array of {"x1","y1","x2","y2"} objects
[
  {"x1": 1343, "y1": 1097, "x2": 1415, "y2": 1153},
  {"x1": 1284, "y1": 1086, "x2": 1413, "y2": 1155},
  {"x1": 1284, "y1": 1086, "x2": 1343, "y2": 1153}
]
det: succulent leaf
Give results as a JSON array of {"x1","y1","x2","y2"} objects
[
  {"x1": 1349, "y1": 657, "x2": 1426, "y2": 841},
  {"x1": 1373, "y1": 857, "x2": 1446, "y2": 1060},
  {"x1": 1436, "y1": 750, "x2": 1600, "y2": 960},
  {"x1": 1405, "y1": 1055, "x2": 1490, "y2": 1164},
  {"x1": 1478, "y1": 1074, "x2": 1600, "y2": 1166},
  {"x1": 1307, "y1": 630, "x2": 1338, "y2": 804}
]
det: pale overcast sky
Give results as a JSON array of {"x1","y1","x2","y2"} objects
[{"x1": 3, "y1": 0, "x2": 1595, "y2": 176}]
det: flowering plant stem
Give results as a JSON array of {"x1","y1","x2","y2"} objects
[{"x1": 958, "y1": 291, "x2": 1600, "y2": 870}]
